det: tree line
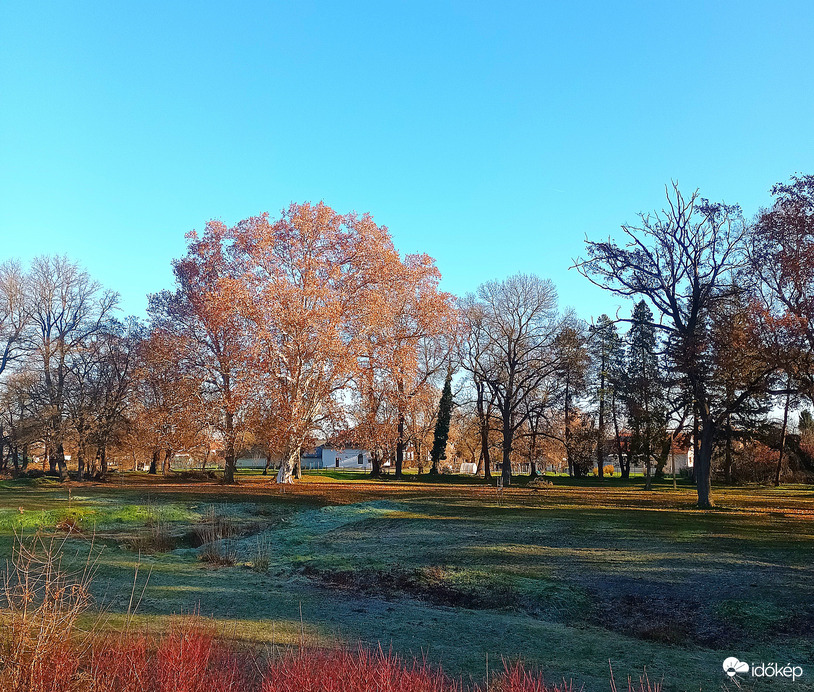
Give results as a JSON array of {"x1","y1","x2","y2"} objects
[{"x1": 1, "y1": 176, "x2": 813, "y2": 507}]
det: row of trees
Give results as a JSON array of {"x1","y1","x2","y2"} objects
[
  {"x1": 576, "y1": 176, "x2": 814, "y2": 506},
  {"x1": 0, "y1": 204, "x2": 457, "y2": 483},
  {"x1": 0, "y1": 256, "x2": 127, "y2": 480},
  {"x1": 452, "y1": 176, "x2": 814, "y2": 507},
  {"x1": 2, "y1": 175, "x2": 813, "y2": 507},
  {"x1": 454, "y1": 284, "x2": 687, "y2": 488}
]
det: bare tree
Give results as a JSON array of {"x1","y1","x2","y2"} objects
[
  {"x1": 78, "y1": 320, "x2": 141, "y2": 478},
  {"x1": 458, "y1": 298, "x2": 497, "y2": 480},
  {"x1": 26, "y1": 256, "x2": 118, "y2": 479},
  {"x1": 0, "y1": 260, "x2": 30, "y2": 377},
  {"x1": 575, "y1": 184, "x2": 779, "y2": 508},
  {"x1": 461, "y1": 274, "x2": 563, "y2": 486}
]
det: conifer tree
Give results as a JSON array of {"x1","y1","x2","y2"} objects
[
  {"x1": 429, "y1": 372, "x2": 453, "y2": 474},
  {"x1": 589, "y1": 315, "x2": 624, "y2": 478},
  {"x1": 625, "y1": 300, "x2": 667, "y2": 488}
]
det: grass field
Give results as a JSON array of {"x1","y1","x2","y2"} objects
[{"x1": 1, "y1": 471, "x2": 812, "y2": 691}]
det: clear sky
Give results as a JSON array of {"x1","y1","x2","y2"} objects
[{"x1": 2, "y1": 1, "x2": 813, "y2": 322}]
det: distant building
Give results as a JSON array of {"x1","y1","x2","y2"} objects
[
  {"x1": 301, "y1": 445, "x2": 373, "y2": 470},
  {"x1": 596, "y1": 431, "x2": 694, "y2": 474}
]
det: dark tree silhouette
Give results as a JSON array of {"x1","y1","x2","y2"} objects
[
  {"x1": 576, "y1": 183, "x2": 779, "y2": 508},
  {"x1": 429, "y1": 372, "x2": 453, "y2": 474}
]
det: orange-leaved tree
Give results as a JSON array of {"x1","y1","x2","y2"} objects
[
  {"x1": 232, "y1": 202, "x2": 398, "y2": 483},
  {"x1": 131, "y1": 328, "x2": 209, "y2": 474},
  {"x1": 150, "y1": 222, "x2": 250, "y2": 482},
  {"x1": 353, "y1": 253, "x2": 457, "y2": 478}
]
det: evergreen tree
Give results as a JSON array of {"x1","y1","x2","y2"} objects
[
  {"x1": 625, "y1": 301, "x2": 667, "y2": 488},
  {"x1": 589, "y1": 315, "x2": 624, "y2": 478},
  {"x1": 429, "y1": 372, "x2": 453, "y2": 474}
]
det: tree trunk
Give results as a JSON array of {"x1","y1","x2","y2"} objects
[
  {"x1": 224, "y1": 450, "x2": 236, "y2": 483},
  {"x1": 724, "y1": 413, "x2": 733, "y2": 485},
  {"x1": 695, "y1": 421, "x2": 715, "y2": 508},
  {"x1": 263, "y1": 453, "x2": 271, "y2": 476},
  {"x1": 276, "y1": 447, "x2": 298, "y2": 483},
  {"x1": 597, "y1": 371, "x2": 605, "y2": 478},
  {"x1": 564, "y1": 381, "x2": 573, "y2": 477},
  {"x1": 479, "y1": 417, "x2": 492, "y2": 480},
  {"x1": 692, "y1": 402, "x2": 699, "y2": 485},
  {"x1": 501, "y1": 411, "x2": 513, "y2": 487},
  {"x1": 395, "y1": 415, "x2": 405, "y2": 479},
  {"x1": 149, "y1": 448, "x2": 158, "y2": 474},
  {"x1": 475, "y1": 381, "x2": 492, "y2": 480},
  {"x1": 370, "y1": 452, "x2": 383, "y2": 478},
  {"x1": 621, "y1": 450, "x2": 631, "y2": 479},
  {"x1": 162, "y1": 448, "x2": 173, "y2": 476},
  {"x1": 775, "y1": 381, "x2": 792, "y2": 487},
  {"x1": 89, "y1": 447, "x2": 99, "y2": 478},
  {"x1": 528, "y1": 432, "x2": 539, "y2": 479},
  {"x1": 55, "y1": 442, "x2": 68, "y2": 480},
  {"x1": 612, "y1": 392, "x2": 626, "y2": 478},
  {"x1": 428, "y1": 448, "x2": 439, "y2": 475},
  {"x1": 671, "y1": 439, "x2": 677, "y2": 490},
  {"x1": 76, "y1": 443, "x2": 85, "y2": 482},
  {"x1": 99, "y1": 446, "x2": 108, "y2": 479},
  {"x1": 223, "y1": 408, "x2": 237, "y2": 483}
]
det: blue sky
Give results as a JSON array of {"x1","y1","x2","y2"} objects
[{"x1": 2, "y1": 1, "x2": 813, "y2": 321}]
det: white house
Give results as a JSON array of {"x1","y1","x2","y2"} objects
[
  {"x1": 596, "y1": 432, "x2": 695, "y2": 475},
  {"x1": 301, "y1": 446, "x2": 375, "y2": 470}
]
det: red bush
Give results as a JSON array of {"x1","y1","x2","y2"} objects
[
  {"x1": 262, "y1": 646, "x2": 458, "y2": 692},
  {"x1": 83, "y1": 623, "x2": 256, "y2": 692},
  {"x1": 493, "y1": 661, "x2": 573, "y2": 692},
  {"x1": 3, "y1": 618, "x2": 636, "y2": 692}
]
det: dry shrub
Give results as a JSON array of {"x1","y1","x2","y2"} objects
[
  {"x1": 55, "y1": 515, "x2": 82, "y2": 533},
  {"x1": 122, "y1": 501, "x2": 177, "y2": 554},
  {"x1": 727, "y1": 442, "x2": 778, "y2": 484},
  {"x1": 0, "y1": 532, "x2": 96, "y2": 692},
  {"x1": 125, "y1": 520, "x2": 175, "y2": 554},
  {"x1": 609, "y1": 663, "x2": 662, "y2": 692},
  {"x1": 195, "y1": 506, "x2": 237, "y2": 565},
  {"x1": 250, "y1": 535, "x2": 271, "y2": 572},
  {"x1": 486, "y1": 661, "x2": 573, "y2": 692}
]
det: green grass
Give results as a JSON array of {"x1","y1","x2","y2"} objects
[{"x1": 1, "y1": 471, "x2": 812, "y2": 691}]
